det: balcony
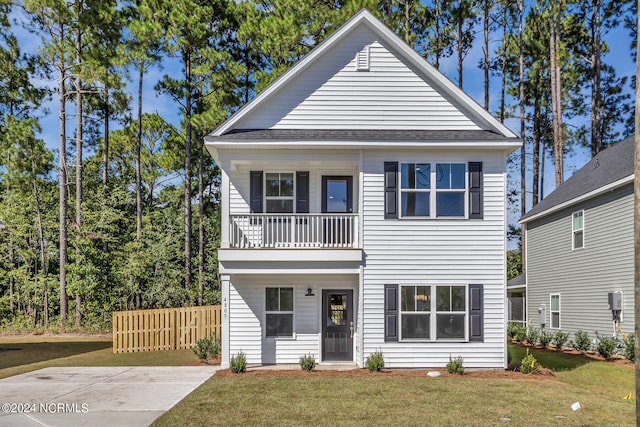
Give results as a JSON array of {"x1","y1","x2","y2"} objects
[{"x1": 229, "y1": 214, "x2": 359, "y2": 249}]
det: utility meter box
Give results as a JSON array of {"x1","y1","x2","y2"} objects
[
  {"x1": 608, "y1": 292, "x2": 622, "y2": 311},
  {"x1": 538, "y1": 304, "x2": 546, "y2": 327}
]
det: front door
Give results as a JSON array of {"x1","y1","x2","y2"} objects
[
  {"x1": 322, "y1": 289, "x2": 353, "y2": 361},
  {"x1": 321, "y1": 176, "x2": 353, "y2": 246}
]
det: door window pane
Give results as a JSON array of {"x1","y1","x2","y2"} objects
[{"x1": 326, "y1": 180, "x2": 348, "y2": 213}]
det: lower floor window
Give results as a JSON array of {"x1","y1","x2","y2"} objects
[
  {"x1": 550, "y1": 294, "x2": 560, "y2": 329},
  {"x1": 265, "y1": 287, "x2": 293, "y2": 337},
  {"x1": 400, "y1": 285, "x2": 467, "y2": 341}
]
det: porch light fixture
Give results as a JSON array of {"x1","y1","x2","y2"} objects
[{"x1": 305, "y1": 287, "x2": 315, "y2": 297}]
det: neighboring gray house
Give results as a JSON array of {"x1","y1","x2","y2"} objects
[{"x1": 520, "y1": 136, "x2": 634, "y2": 339}]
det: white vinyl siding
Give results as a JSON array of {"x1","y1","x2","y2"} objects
[
  {"x1": 526, "y1": 186, "x2": 634, "y2": 338},
  {"x1": 228, "y1": 275, "x2": 358, "y2": 364},
  {"x1": 361, "y1": 151, "x2": 506, "y2": 368},
  {"x1": 234, "y1": 27, "x2": 481, "y2": 131}
]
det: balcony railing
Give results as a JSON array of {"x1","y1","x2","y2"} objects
[{"x1": 229, "y1": 214, "x2": 359, "y2": 249}]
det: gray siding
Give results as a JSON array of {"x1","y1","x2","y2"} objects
[{"x1": 526, "y1": 185, "x2": 634, "y2": 341}]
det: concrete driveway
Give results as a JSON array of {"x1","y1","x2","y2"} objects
[{"x1": 0, "y1": 366, "x2": 219, "y2": 426}]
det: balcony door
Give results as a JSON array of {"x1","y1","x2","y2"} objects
[{"x1": 322, "y1": 176, "x2": 353, "y2": 213}]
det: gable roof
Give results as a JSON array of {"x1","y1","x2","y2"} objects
[
  {"x1": 521, "y1": 136, "x2": 634, "y2": 223},
  {"x1": 207, "y1": 9, "x2": 518, "y2": 142}
]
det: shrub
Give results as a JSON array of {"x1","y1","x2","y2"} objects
[
  {"x1": 520, "y1": 349, "x2": 539, "y2": 374},
  {"x1": 573, "y1": 330, "x2": 591, "y2": 352},
  {"x1": 192, "y1": 333, "x2": 221, "y2": 361},
  {"x1": 230, "y1": 351, "x2": 247, "y2": 374},
  {"x1": 552, "y1": 331, "x2": 569, "y2": 350},
  {"x1": 526, "y1": 326, "x2": 540, "y2": 345},
  {"x1": 446, "y1": 355, "x2": 464, "y2": 375},
  {"x1": 507, "y1": 323, "x2": 526, "y2": 342},
  {"x1": 366, "y1": 350, "x2": 385, "y2": 372},
  {"x1": 538, "y1": 330, "x2": 553, "y2": 348},
  {"x1": 299, "y1": 353, "x2": 316, "y2": 371},
  {"x1": 595, "y1": 334, "x2": 617, "y2": 359},
  {"x1": 623, "y1": 334, "x2": 635, "y2": 362}
]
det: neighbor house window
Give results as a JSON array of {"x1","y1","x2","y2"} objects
[
  {"x1": 265, "y1": 173, "x2": 294, "y2": 213},
  {"x1": 400, "y1": 163, "x2": 466, "y2": 218},
  {"x1": 572, "y1": 210, "x2": 584, "y2": 249},
  {"x1": 550, "y1": 294, "x2": 560, "y2": 329},
  {"x1": 400, "y1": 286, "x2": 431, "y2": 339},
  {"x1": 399, "y1": 285, "x2": 467, "y2": 341},
  {"x1": 265, "y1": 287, "x2": 293, "y2": 337}
]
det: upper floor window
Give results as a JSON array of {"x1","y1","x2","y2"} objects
[
  {"x1": 265, "y1": 172, "x2": 294, "y2": 213},
  {"x1": 400, "y1": 163, "x2": 466, "y2": 218},
  {"x1": 572, "y1": 210, "x2": 584, "y2": 249}
]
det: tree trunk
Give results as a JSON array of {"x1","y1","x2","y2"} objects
[
  {"x1": 75, "y1": 21, "x2": 83, "y2": 327},
  {"x1": 549, "y1": 1, "x2": 564, "y2": 187},
  {"x1": 518, "y1": 0, "x2": 526, "y2": 216},
  {"x1": 58, "y1": 56, "x2": 68, "y2": 323},
  {"x1": 633, "y1": 0, "x2": 639, "y2": 420},
  {"x1": 532, "y1": 70, "x2": 542, "y2": 207},
  {"x1": 434, "y1": 0, "x2": 441, "y2": 69},
  {"x1": 483, "y1": 0, "x2": 490, "y2": 110},
  {"x1": 198, "y1": 148, "x2": 205, "y2": 306},
  {"x1": 33, "y1": 158, "x2": 48, "y2": 326},
  {"x1": 102, "y1": 86, "x2": 109, "y2": 253},
  {"x1": 590, "y1": 0, "x2": 602, "y2": 157},
  {"x1": 9, "y1": 238, "x2": 14, "y2": 315},
  {"x1": 136, "y1": 67, "x2": 143, "y2": 243},
  {"x1": 457, "y1": 17, "x2": 463, "y2": 89},
  {"x1": 184, "y1": 50, "x2": 193, "y2": 297}
]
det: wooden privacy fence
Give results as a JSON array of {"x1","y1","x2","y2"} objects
[{"x1": 112, "y1": 305, "x2": 221, "y2": 353}]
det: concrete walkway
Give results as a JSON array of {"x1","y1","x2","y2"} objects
[{"x1": 0, "y1": 366, "x2": 218, "y2": 427}]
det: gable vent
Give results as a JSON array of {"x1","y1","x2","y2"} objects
[{"x1": 355, "y1": 46, "x2": 370, "y2": 71}]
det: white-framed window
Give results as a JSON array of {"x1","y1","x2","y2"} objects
[
  {"x1": 265, "y1": 287, "x2": 293, "y2": 337},
  {"x1": 550, "y1": 294, "x2": 560, "y2": 329},
  {"x1": 572, "y1": 210, "x2": 584, "y2": 249},
  {"x1": 400, "y1": 286, "x2": 431, "y2": 339},
  {"x1": 399, "y1": 284, "x2": 467, "y2": 341},
  {"x1": 400, "y1": 163, "x2": 466, "y2": 218},
  {"x1": 265, "y1": 172, "x2": 294, "y2": 213}
]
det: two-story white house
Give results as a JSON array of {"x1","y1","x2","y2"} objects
[{"x1": 205, "y1": 10, "x2": 520, "y2": 369}]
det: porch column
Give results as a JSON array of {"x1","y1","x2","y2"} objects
[
  {"x1": 221, "y1": 165, "x2": 230, "y2": 248},
  {"x1": 221, "y1": 274, "x2": 231, "y2": 368}
]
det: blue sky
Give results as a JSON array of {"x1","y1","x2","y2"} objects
[{"x1": 10, "y1": 6, "x2": 636, "y2": 233}]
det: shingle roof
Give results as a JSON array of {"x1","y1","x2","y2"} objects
[
  {"x1": 520, "y1": 136, "x2": 634, "y2": 222},
  {"x1": 210, "y1": 129, "x2": 513, "y2": 141},
  {"x1": 507, "y1": 274, "x2": 526, "y2": 288}
]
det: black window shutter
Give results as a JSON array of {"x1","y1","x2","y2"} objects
[
  {"x1": 296, "y1": 172, "x2": 309, "y2": 213},
  {"x1": 384, "y1": 162, "x2": 398, "y2": 219},
  {"x1": 468, "y1": 162, "x2": 483, "y2": 219},
  {"x1": 250, "y1": 171, "x2": 263, "y2": 213},
  {"x1": 384, "y1": 284, "x2": 398, "y2": 342},
  {"x1": 469, "y1": 284, "x2": 483, "y2": 342}
]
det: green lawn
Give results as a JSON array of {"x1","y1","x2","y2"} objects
[{"x1": 0, "y1": 335, "x2": 201, "y2": 379}]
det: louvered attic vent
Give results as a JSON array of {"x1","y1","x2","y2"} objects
[{"x1": 356, "y1": 46, "x2": 370, "y2": 71}]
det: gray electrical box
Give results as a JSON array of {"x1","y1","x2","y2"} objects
[
  {"x1": 608, "y1": 292, "x2": 622, "y2": 311},
  {"x1": 538, "y1": 304, "x2": 546, "y2": 327}
]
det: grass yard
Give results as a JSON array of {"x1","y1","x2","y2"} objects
[
  {"x1": 154, "y1": 360, "x2": 635, "y2": 427},
  {"x1": 507, "y1": 343, "x2": 592, "y2": 371},
  {"x1": 0, "y1": 335, "x2": 201, "y2": 379}
]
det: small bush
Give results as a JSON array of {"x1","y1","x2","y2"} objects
[
  {"x1": 538, "y1": 330, "x2": 553, "y2": 348},
  {"x1": 573, "y1": 330, "x2": 591, "y2": 352},
  {"x1": 366, "y1": 350, "x2": 385, "y2": 372},
  {"x1": 446, "y1": 355, "x2": 464, "y2": 375},
  {"x1": 526, "y1": 326, "x2": 539, "y2": 345},
  {"x1": 552, "y1": 331, "x2": 569, "y2": 350},
  {"x1": 508, "y1": 323, "x2": 527, "y2": 342},
  {"x1": 520, "y1": 349, "x2": 539, "y2": 374},
  {"x1": 623, "y1": 334, "x2": 635, "y2": 362},
  {"x1": 192, "y1": 333, "x2": 221, "y2": 361},
  {"x1": 230, "y1": 351, "x2": 247, "y2": 374},
  {"x1": 596, "y1": 334, "x2": 617, "y2": 359},
  {"x1": 299, "y1": 353, "x2": 316, "y2": 371}
]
